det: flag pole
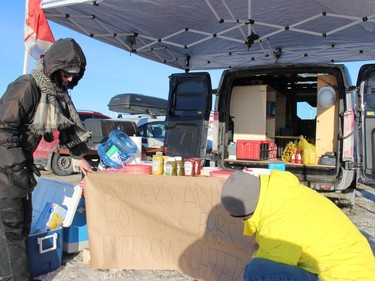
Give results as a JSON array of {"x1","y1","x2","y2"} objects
[
  {"x1": 23, "y1": 49, "x2": 30, "y2": 74},
  {"x1": 23, "y1": 0, "x2": 30, "y2": 74},
  {"x1": 23, "y1": 0, "x2": 55, "y2": 74}
]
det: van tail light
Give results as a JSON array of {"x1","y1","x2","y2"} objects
[{"x1": 320, "y1": 183, "x2": 332, "y2": 190}]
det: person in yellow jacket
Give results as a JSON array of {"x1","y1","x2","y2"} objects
[{"x1": 221, "y1": 170, "x2": 375, "y2": 281}]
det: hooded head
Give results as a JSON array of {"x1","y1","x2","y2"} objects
[
  {"x1": 43, "y1": 38, "x2": 86, "y2": 90},
  {"x1": 220, "y1": 171, "x2": 260, "y2": 217}
]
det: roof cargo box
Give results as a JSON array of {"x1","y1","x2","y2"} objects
[{"x1": 108, "y1": 93, "x2": 167, "y2": 116}]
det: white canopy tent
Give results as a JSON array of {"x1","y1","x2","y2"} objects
[{"x1": 41, "y1": 0, "x2": 375, "y2": 71}]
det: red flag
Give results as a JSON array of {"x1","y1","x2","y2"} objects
[{"x1": 24, "y1": 0, "x2": 55, "y2": 59}]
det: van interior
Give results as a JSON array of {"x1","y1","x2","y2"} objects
[{"x1": 222, "y1": 69, "x2": 343, "y2": 179}]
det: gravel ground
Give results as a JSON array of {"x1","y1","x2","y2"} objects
[{"x1": 36, "y1": 171, "x2": 375, "y2": 281}]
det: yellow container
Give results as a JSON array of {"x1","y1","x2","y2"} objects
[
  {"x1": 163, "y1": 156, "x2": 169, "y2": 175},
  {"x1": 165, "y1": 157, "x2": 177, "y2": 176},
  {"x1": 152, "y1": 155, "x2": 164, "y2": 175}
]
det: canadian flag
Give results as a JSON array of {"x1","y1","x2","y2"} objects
[{"x1": 24, "y1": 0, "x2": 55, "y2": 59}]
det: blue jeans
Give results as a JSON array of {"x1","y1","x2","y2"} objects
[{"x1": 244, "y1": 258, "x2": 321, "y2": 281}]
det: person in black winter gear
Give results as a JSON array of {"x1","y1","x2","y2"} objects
[{"x1": 0, "y1": 38, "x2": 93, "y2": 281}]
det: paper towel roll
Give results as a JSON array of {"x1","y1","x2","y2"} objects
[{"x1": 129, "y1": 136, "x2": 142, "y2": 164}]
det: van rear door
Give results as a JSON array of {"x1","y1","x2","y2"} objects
[
  {"x1": 357, "y1": 64, "x2": 375, "y2": 183},
  {"x1": 163, "y1": 72, "x2": 212, "y2": 158}
]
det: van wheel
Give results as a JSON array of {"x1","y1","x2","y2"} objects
[
  {"x1": 337, "y1": 187, "x2": 356, "y2": 208},
  {"x1": 51, "y1": 153, "x2": 74, "y2": 176}
]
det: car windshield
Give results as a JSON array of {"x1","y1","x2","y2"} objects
[{"x1": 138, "y1": 121, "x2": 165, "y2": 139}]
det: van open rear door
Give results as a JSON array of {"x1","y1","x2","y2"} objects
[
  {"x1": 357, "y1": 64, "x2": 375, "y2": 183},
  {"x1": 163, "y1": 72, "x2": 212, "y2": 158}
]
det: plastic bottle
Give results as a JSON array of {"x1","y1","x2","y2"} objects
[
  {"x1": 162, "y1": 156, "x2": 169, "y2": 175},
  {"x1": 152, "y1": 152, "x2": 164, "y2": 175},
  {"x1": 175, "y1": 156, "x2": 184, "y2": 176},
  {"x1": 192, "y1": 158, "x2": 202, "y2": 176},
  {"x1": 165, "y1": 157, "x2": 176, "y2": 176},
  {"x1": 97, "y1": 130, "x2": 138, "y2": 169},
  {"x1": 291, "y1": 152, "x2": 296, "y2": 163},
  {"x1": 296, "y1": 149, "x2": 302, "y2": 164},
  {"x1": 184, "y1": 158, "x2": 195, "y2": 176}
]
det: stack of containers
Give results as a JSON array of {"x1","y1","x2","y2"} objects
[{"x1": 27, "y1": 178, "x2": 82, "y2": 278}]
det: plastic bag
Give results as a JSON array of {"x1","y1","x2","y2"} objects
[
  {"x1": 298, "y1": 137, "x2": 317, "y2": 164},
  {"x1": 281, "y1": 141, "x2": 297, "y2": 162}
]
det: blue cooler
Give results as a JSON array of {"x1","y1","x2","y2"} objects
[
  {"x1": 27, "y1": 228, "x2": 63, "y2": 278},
  {"x1": 63, "y1": 197, "x2": 89, "y2": 253},
  {"x1": 27, "y1": 178, "x2": 82, "y2": 278}
]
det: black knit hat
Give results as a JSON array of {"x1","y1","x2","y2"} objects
[{"x1": 221, "y1": 171, "x2": 260, "y2": 217}]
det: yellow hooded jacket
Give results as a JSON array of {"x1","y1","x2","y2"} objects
[{"x1": 243, "y1": 170, "x2": 375, "y2": 281}]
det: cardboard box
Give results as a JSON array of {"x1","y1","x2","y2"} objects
[
  {"x1": 27, "y1": 178, "x2": 82, "y2": 278},
  {"x1": 268, "y1": 142, "x2": 277, "y2": 159}
]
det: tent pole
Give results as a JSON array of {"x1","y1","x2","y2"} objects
[
  {"x1": 248, "y1": 0, "x2": 251, "y2": 34},
  {"x1": 23, "y1": 0, "x2": 30, "y2": 74}
]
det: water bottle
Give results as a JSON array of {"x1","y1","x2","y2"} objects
[{"x1": 97, "y1": 129, "x2": 138, "y2": 169}]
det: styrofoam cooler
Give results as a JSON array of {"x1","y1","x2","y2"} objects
[{"x1": 27, "y1": 178, "x2": 82, "y2": 278}]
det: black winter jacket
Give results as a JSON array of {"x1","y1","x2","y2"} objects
[{"x1": 0, "y1": 38, "x2": 88, "y2": 198}]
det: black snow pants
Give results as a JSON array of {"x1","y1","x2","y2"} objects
[{"x1": 0, "y1": 197, "x2": 32, "y2": 281}]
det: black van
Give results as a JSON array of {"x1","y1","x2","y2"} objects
[{"x1": 163, "y1": 64, "x2": 375, "y2": 205}]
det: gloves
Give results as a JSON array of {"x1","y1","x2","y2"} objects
[
  {"x1": 69, "y1": 142, "x2": 88, "y2": 159},
  {"x1": 29, "y1": 163, "x2": 41, "y2": 177},
  {"x1": 43, "y1": 132, "x2": 54, "y2": 143},
  {"x1": 10, "y1": 163, "x2": 40, "y2": 190}
]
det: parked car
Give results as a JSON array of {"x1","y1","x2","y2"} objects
[
  {"x1": 108, "y1": 93, "x2": 167, "y2": 156},
  {"x1": 115, "y1": 115, "x2": 166, "y2": 156},
  {"x1": 33, "y1": 110, "x2": 139, "y2": 176}
]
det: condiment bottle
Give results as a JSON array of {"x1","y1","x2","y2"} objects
[
  {"x1": 165, "y1": 157, "x2": 176, "y2": 176},
  {"x1": 152, "y1": 153, "x2": 164, "y2": 175},
  {"x1": 175, "y1": 156, "x2": 184, "y2": 176},
  {"x1": 184, "y1": 158, "x2": 195, "y2": 176}
]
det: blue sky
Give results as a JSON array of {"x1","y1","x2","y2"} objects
[{"x1": 1, "y1": 2, "x2": 374, "y2": 118}]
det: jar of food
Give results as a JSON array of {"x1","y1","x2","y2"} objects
[{"x1": 165, "y1": 157, "x2": 176, "y2": 176}]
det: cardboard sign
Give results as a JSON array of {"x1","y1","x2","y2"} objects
[{"x1": 85, "y1": 173, "x2": 256, "y2": 281}]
